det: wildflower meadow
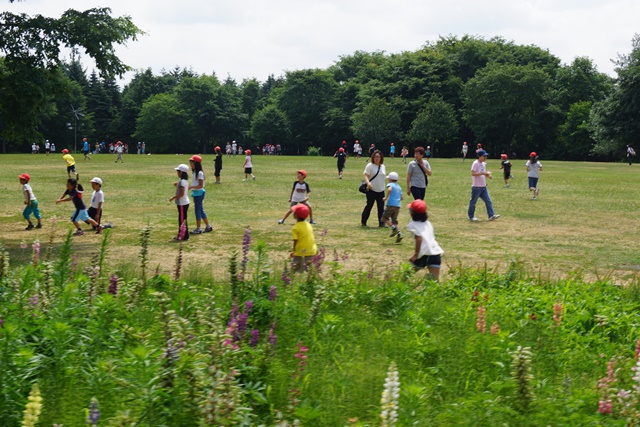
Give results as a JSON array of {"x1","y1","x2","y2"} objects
[{"x1": 0, "y1": 154, "x2": 639, "y2": 426}]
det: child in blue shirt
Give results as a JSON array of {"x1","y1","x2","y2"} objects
[{"x1": 382, "y1": 171, "x2": 403, "y2": 243}]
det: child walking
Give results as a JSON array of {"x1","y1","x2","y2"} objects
[
  {"x1": 56, "y1": 178, "x2": 103, "y2": 235},
  {"x1": 400, "y1": 146, "x2": 409, "y2": 164},
  {"x1": 333, "y1": 147, "x2": 347, "y2": 179},
  {"x1": 407, "y1": 199, "x2": 444, "y2": 280},
  {"x1": 526, "y1": 152, "x2": 543, "y2": 199},
  {"x1": 19, "y1": 173, "x2": 42, "y2": 230},
  {"x1": 289, "y1": 204, "x2": 317, "y2": 273},
  {"x1": 243, "y1": 149, "x2": 255, "y2": 181},
  {"x1": 382, "y1": 172, "x2": 403, "y2": 243},
  {"x1": 61, "y1": 149, "x2": 79, "y2": 180},
  {"x1": 169, "y1": 164, "x2": 190, "y2": 241},
  {"x1": 188, "y1": 155, "x2": 213, "y2": 234},
  {"x1": 278, "y1": 170, "x2": 316, "y2": 225},
  {"x1": 213, "y1": 146, "x2": 223, "y2": 184},
  {"x1": 500, "y1": 154, "x2": 513, "y2": 187}
]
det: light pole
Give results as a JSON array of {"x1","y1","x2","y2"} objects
[{"x1": 70, "y1": 105, "x2": 84, "y2": 153}]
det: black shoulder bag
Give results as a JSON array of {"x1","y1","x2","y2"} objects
[{"x1": 358, "y1": 166, "x2": 381, "y2": 193}]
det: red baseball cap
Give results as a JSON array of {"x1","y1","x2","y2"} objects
[
  {"x1": 339, "y1": 147, "x2": 344, "y2": 152},
  {"x1": 297, "y1": 170, "x2": 307, "y2": 178},
  {"x1": 291, "y1": 203, "x2": 310, "y2": 219},
  {"x1": 501, "y1": 154, "x2": 508, "y2": 159},
  {"x1": 62, "y1": 148, "x2": 69, "y2": 154},
  {"x1": 245, "y1": 149, "x2": 251, "y2": 155},
  {"x1": 19, "y1": 173, "x2": 30, "y2": 181},
  {"x1": 189, "y1": 155, "x2": 202, "y2": 163},
  {"x1": 407, "y1": 199, "x2": 427, "y2": 214},
  {"x1": 530, "y1": 151, "x2": 537, "y2": 157},
  {"x1": 214, "y1": 146, "x2": 221, "y2": 151}
]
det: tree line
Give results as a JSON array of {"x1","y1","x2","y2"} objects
[{"x1": 1, "y1": 7, "x2": 639, "y2": 160}]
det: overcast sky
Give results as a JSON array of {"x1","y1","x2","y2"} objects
[{"x1": 6, "y1": 0, "x2": 639, "y2": 86}]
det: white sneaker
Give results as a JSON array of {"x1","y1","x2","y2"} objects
[
  {"x1": 242, "y1": 178, "x2": 247, "y2": 181},
  {"x1": 489, "y1": 214, "x2": 500, "y2": 221},
  {"x1": 469, "y1": 217, "x2": 479, "y2": 222},
  {"x1": 534, "y1": 188, "x2": 539, "y2": 196}
]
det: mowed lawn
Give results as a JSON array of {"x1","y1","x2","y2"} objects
[{"x1": 0, "y1": 152, "x2": 638, "y2": 281}]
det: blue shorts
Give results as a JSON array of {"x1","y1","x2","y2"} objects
[
  {"x1": 528, "y1": 177, "x2": 539, "y2": 188},
  {"x1": 71, "y1": 209, "x2": 90, "y2": 222}
]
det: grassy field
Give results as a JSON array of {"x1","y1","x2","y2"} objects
[{"x1": 0, "y1": 152, "x2": 638, "y2": 281}]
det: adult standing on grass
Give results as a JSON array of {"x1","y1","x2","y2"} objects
[
  {"x1": 526, "y1": 152, "x2": 543, "y2": 200},
  {"x1": 468, "y1": 149, "x2": 500, "y2": 222},
  {"x1": 361, "y1": 150, "x2": 386, "y2": 227},
  {"x1": 406, "y1": 146, "x2": 432, "y2": 201},
  {"x1": 627, "y1": 144, "x2": 636, "y2": 165}
]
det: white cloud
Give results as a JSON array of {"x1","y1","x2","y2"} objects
[{"x1": 6, "y1": 0, "x2": 639, "y2": 86}]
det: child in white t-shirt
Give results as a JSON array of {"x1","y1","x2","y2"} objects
[
  {"x1": 169, "y1": 164, "x2": 190, "y2": 240},
  {"x1": 407, "y1": 199, "x2": 444, "y2": 280},
  {"x1": 278, "y1": 170, "x2": 316, "y2": 225},
  {"x1": 19, "y1": 173, "x2": 42, "y2": 230},
  {"x1": 526, "y1": 151, "x2": 543, "y2": 200},
  {"x1": 243, "y1": 150, "x2": 255, "y2": 181}
]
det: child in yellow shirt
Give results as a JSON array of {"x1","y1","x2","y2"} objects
[{"x1": 290, "y1": 204, "x2": 317, "y2": 273}]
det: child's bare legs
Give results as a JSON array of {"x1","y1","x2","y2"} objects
[
  {"x1": 279, "y1": 209, "x2": 293, "y2": 224},
  {"x1": 427, "y1": 267, "x2": 440, "y2": 281}
]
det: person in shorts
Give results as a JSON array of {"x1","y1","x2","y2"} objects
[
  {"x1": 407, "y1": 199, "x2": 443, "y2": 280},
  {"x1": 278, "y1": 170, "x2": 316, "y2": 224},
  {"x1": 382, "y1": 171, "x2": 403, "y2": 243},
  {"x1": 289, "y1": 204, "x2": 317, "y2": 273}
]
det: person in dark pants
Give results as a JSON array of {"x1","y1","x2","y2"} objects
[{"x1": 361, "y1": 150, "x2": 386, "y2": 227}]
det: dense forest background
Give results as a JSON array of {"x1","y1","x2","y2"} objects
[{"x1": 3, "y1": 29, "x2": 640, "y2": 160}]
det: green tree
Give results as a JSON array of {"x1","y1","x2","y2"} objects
[
  {"x1": 85, "y1": 70, "x2": 112, "y2": 140},
  {"x1": 351, "y1": 98, "x2": 401, "y2": 150},
  {"x1": 0, "y1": 7, "x2": 142, "y2": 145},
  {"x1": 554, "y1": 101, "x2": 596, "y2": 160},
  {"x1": 590, "y1": 34, "x2": 640, "y2": 158},
  {"x1": 250, "y1": 105, "x2": 291, "y2": 147},
  {"x1": 134, "y1": 93, "x2": 196, "y2": 153},
  {"x1": 462, "y1": 63, "x2": 555, "y2": 156},
  {"x1": 407, "y1": 95, "x2": 459, "y2": 156},
  {"x1": 174, "y1": 75, "x2": 221, "y2": 153}
]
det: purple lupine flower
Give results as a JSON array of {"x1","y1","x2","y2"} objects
[
  {"x1": 249, "y1": 329, "x2": 260, "y2": 347},
  {"x1": 0, "y1": 318, "x2": 4, "y2": 328},
  {"x1": 178, "y1": 220, "x2": 187, "y2": 241},
  {"x1": 281, "y1": 267, "x2": 291, "y2": 286},
  {"x1": 367, "y1": 267, "x2": 375, "y2": 280},
  {"x1": 268, "y1": 285, "x2": 278, "y2": 301},
  {"x1": 236, "y1": 313, "x2": 248, "y2": 340},
  {"x1": 29, "y1": 294, "x2": 39, "y2": 308},
  {"x1": 87, "y1": 398, "x2": 100, "y2": 426},
  {"x1": 108, "y1": 274, "x2": 119, "y2": 295},
  {"x1": 311, "y1": 246, "x2": 326, "y2": 272},
  {"x1": 32, "y1": 240, "x2": 40, "y2": 265},
  {"x1": 239, "y1": 227, "x2": 252, "y2": 280},
  {"x1": 244, "y1": 300, "x2": 254, "y2": 314},
  {"x1": 267, "y1": 322, "x2": 277, "y2": 349}
]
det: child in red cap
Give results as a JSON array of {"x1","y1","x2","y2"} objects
[
  {"x1": 333, "y1": 147, "x2": 347, "y2": 179},
  {"x1": 279, "y1": 170, "x2": 316, "y2": 224},
  {"x1": 243, "y1": 149, "x2": 255, "y2": 181},
  {"x1": 406, "y1": 199, "x2": 443, "y2": 280},
  {"x1": 19, "y1": 173, "x2": 42, "y2": 230},
  {"x1": 500, "y1": 154, "x2": 513, "y2": 187},
  {"x1": 526, "y1": 152, "x2": 543, "y2": 199},
  {"x1": 289, "y1": 204, "x2": 317, "y2": 273}
]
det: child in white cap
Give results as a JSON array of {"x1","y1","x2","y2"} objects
[
  {"x1": 382, "y1": 171, "x2": 403, "y2": 243},
  {"x1": 169, "y1": 164, "x2": 190, "y2": 240}
]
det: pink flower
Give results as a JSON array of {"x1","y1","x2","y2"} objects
[{"x1": 476, "y1": 306, "x2": 486, "y2": 333}]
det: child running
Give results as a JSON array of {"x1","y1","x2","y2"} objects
[
  {"x1": 333, "y1": 147, "x2": 347, "y2": 179},
  {"x1": 401, "y1": 146, "x2": 409, "y2": 164},
  {"x1": 169, "y1": 164, "x2": 190, "y2": 241},
  {"x1": 382, "y1": 171, "x2": 403, "y2": 243},
  {"x1": 406, "y1": 199, "x2": 444, "y2": 280},
  {"x1": 500, "y1": 154, "x2": 513, "y2": 187},
  {"x1": 213, "y1": 146, "x2": 223, "y2": 184},
  {"x1": 526, "y1": 151, "x2": 543, "y2": 200},
  {"x1": 278, "y1": 170, "x2": 316, "y2": 224},
  {"x1": 19, "y1": 173, "x2": 42, "y2": 230},
  {"x1": 56, "y1": 178, "x2": 103, "y2": 235},
  {"x1": 243, "y1": 149, "x2": 255, "y2": 181},
  {"x1": 188, "y1": 155, "x2": 213, "y2": 234},
  {"x1": 61, "y1": 149, "x2": 79, "y2": 180},
  {"x1": 289, "y1": 204, "x2": 317, "y2": 273}
]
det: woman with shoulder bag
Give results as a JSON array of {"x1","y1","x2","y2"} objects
[{"x1": 361, "y1": 150, "x2": 386, "y2": 227}]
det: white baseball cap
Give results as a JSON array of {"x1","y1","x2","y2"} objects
[
  {"x1": 90, "y1": 177, "x2": 103, "y2": 185},
  {"x1": 175, "y1": 164, "x2": 189, "y2": 173},
  {"x1": 387, "y1": 172, "x2": 399, "y2": 181}
]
